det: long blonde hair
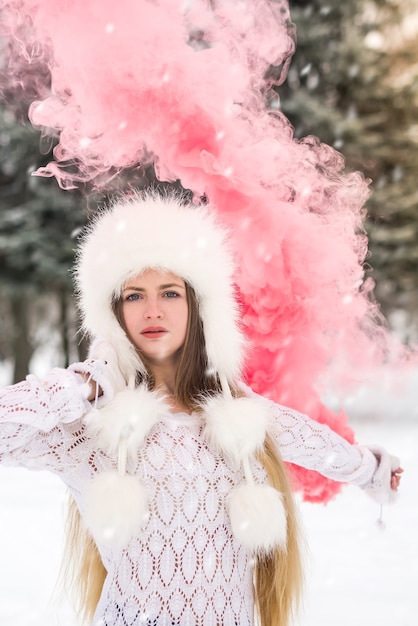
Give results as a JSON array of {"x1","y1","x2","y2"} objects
[
  {"x1": 60, "y1": 496, "x2": 107, "y2": 622},
  {"x1": 62, "y1": 283, "x2": 304, "y2": 625},
  {"x1": 255, "y1": 435, "x2": 304, "y2": 626}
]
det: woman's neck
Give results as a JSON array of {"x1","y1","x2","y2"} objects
[
  {"x1": 151, "y1": 364, "x2": 176, "y2": 395},
  {"x1": 149, "y1": 362, "x2": 192, "y2": 415}
]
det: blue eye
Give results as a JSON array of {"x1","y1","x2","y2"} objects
[
  {"x1": 126, "y1": 293, "x2": 141, "y2": 301},
  {"x1": 163, "y1": 291, "x2": 179, "y2": 298}
]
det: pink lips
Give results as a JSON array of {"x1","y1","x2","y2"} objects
[{"x1": 141, "y1": 326, "x2": 168, "y2": 337}]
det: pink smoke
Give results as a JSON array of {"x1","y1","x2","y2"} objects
[{"x1": 0, "y1": 0, "x2": 406, "y2": 501}]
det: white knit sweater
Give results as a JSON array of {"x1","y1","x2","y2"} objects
[{"x1": 0, "y1": 367, "x2": 381, "y2": 626}]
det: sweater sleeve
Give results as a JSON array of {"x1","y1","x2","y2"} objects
[
  {"x1": 0, "y1": 368, "x2": 92, "y2": 471},
  {"x1": 268, "y1": 401, "x2": 378, "y2": 487}
]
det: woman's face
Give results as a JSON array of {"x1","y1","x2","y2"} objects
[{"x1": 121, "y1": 268, "x2": 188, "y2": 366}]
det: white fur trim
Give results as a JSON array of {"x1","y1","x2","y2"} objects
[
  {"x1": 75, "y1": 192, "x2": 246, "y2": 383},
  {"x1": 228, "y1": 483, "x2": 287, "y2": 553},
  {"x1": 85, "y1": 386, "x2": 168, "y2": 459},
  {"x1": 84, "y1": 471, "x2": 149, "y2": 548},
  {"x1": 203, "y1": 396, "x2": 270, "y2": 466}
]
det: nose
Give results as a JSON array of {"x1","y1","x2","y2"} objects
[{"x1": 143, "y1": 298, "x2": 163, "y2": 319}]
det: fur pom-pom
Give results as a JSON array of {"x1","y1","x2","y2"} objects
[
  {"x1": 85, "y1": 386, "x2": 168, "y2": 458},
  {"x1": 228, "y1": 483, "x2": 287, "y2": 553},
  {"x1": 203, "y1": 396, "x2": 270, "y2": 466},
  {"x1": 84, "y1": 471, "x2": 149, "y2": 548}
]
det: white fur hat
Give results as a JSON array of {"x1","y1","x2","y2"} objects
[
  {"x1": 75, "y1": 192, "x2": 287, "y2": 554},
  {"x1": 75, "y1": 191, "x2": 245, "y2": 385}
]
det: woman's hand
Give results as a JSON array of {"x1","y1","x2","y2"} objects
[
  {"x1": 70, "y1": 370, "x2": 103, "y2": 402},
  {"x1": 363, "y1": 445, "x2": 401, "y2": 504},
  {"x1": 84, "y1": 376, "x2": 103, "y2": 402},
  {"x1": 390, "y1": 467, "x2": 404, "y2": 491},
  {"x1": 69, "y1": 339, "x2": 127, "y2": 406}
]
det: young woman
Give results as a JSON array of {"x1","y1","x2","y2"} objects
[{"x1": 0, "y1": 193, "x2": 402, "y2": 626}]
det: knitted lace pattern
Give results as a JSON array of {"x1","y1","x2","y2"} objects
[{"x1": 0, "y1": 370, "x2": 377, "y2": 626}]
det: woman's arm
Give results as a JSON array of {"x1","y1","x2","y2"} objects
[
  {"x1": 0, "y1": 367, "x2": 94, "y2": 468},
  {"x1": 238, "y1": 379, "x2": 402, "y2": 503},
  {"x1": 0, "y1": 351, "x2": 122, "y2": 471},
  {"x1": 268, "y1": 401, "x2": 402, "y2": 502},
  {"x1": 0, "y1": 338, "x2": 127, "y2": 473}
]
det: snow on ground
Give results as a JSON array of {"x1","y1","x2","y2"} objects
[
  {"x1": 296, "y1": 419, "x2": 418, "y2": 626},
  {"x1": 0, "y1": 366, "x2": 417, "y2": 626}
]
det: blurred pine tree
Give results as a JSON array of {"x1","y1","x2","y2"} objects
[
  {"x1": 281, "y1": 0, "x2": 418, "y2": 335},
  {"x1": 0, "y1": 102, "x2": 87, "y2": 380}
]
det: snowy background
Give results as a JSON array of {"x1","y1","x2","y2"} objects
[{"x1": 0, "y1": 363, "x2": 417, "y2": 626}]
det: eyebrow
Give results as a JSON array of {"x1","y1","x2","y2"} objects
[{"x1": 122, "y1": 282, "x2": 185, "y2": 293}]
